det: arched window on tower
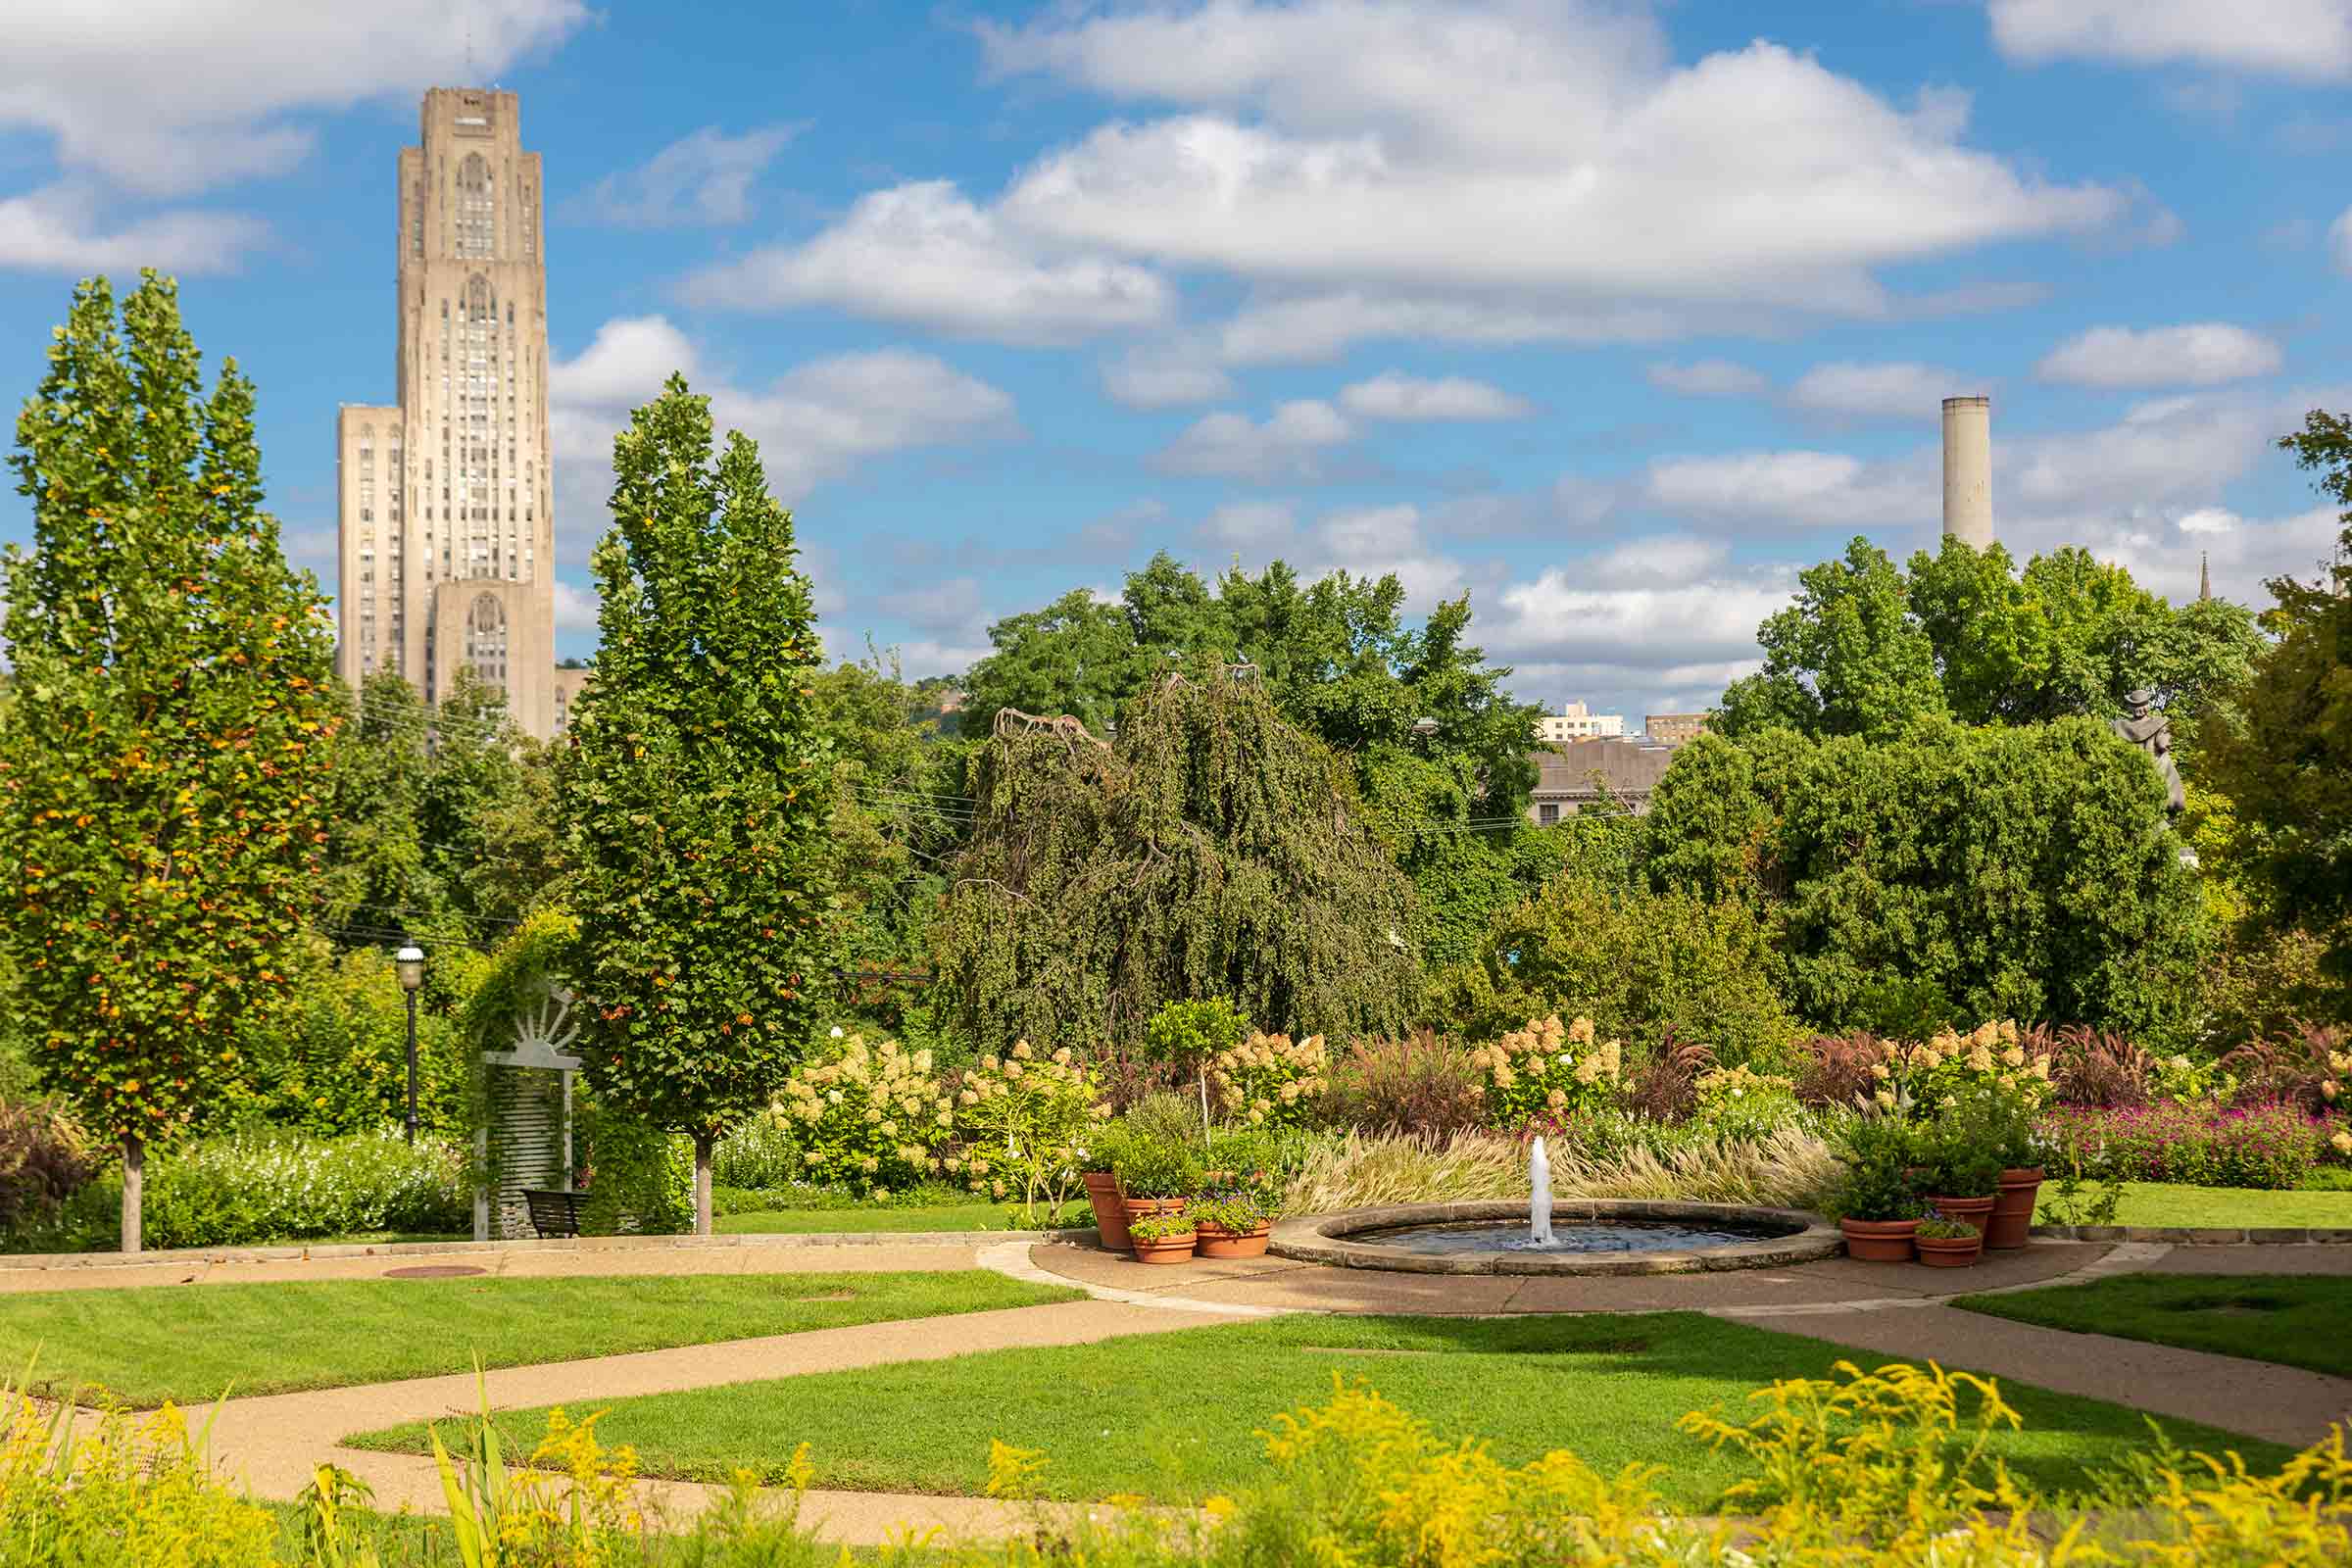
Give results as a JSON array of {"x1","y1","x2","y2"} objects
[
  {"x1": 465, "y1": 592, "x2": 509, "y2": 688},
  {"x1": 457, "y1": 154, "x2": 494, "y2": 259}
]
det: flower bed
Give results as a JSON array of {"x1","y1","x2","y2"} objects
[{"x1": 2039, "y1": 1100, "x2": 2330, "y2": 1191}]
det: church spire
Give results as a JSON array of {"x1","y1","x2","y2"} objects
[{"x1": 2199, "y1": 551, "x2": 2211, "y2": 603}]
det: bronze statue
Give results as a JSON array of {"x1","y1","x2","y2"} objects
[{"x1": 2111, "y1": 688, "x2": 2185, "y2": 816}]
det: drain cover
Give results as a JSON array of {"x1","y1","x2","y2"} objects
[{"x1": 383, "y1": 1264, "x2": 487, "y2": 1279}]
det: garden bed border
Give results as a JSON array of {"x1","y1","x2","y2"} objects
[{"x1": 1270, "y1": 1199, "x2": 1842, "y2": 1276}]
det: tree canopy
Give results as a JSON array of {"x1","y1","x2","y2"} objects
[
  {"x1": 562, "y1": 373, "x2": 839, "y2": 1232},
  {"x1": 0, "y1": 272, "x2": 342, "y2": 1250},
  {"x1": 1718, "y1": 536, "x2": 2261, "y2": 744},
  {"x1": 933, "y1": 666, "x2": 1423, "y2": 1052}
]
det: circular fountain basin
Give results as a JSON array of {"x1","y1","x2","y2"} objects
[{"x1": 1270, "y1": 1199, "x2": 1841, "y2": 1276}]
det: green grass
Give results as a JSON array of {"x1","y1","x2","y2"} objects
[
  {"x1": 1956, "y1": 1274, "x2": 2352, "y2": 1379},
  {"x1": 2037, "y1": 1181, "x2": 2352, "y2": 1229},
  {"x1": 715, "y1": 1203, "x2": 1029, "y2": 1235},
  {"x1": 346, "y1": 1311, "x2": 2291, "y2": 1511},
  {"x1": 0, "y1": 1270, "x2": 1080, "y2": 1407}
]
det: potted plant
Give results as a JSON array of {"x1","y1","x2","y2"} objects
[
  {"x1": 1913, "y1": 1214, "x2": 1984, "y2": 1268},
  {"x1": 1977, "y1": 1093, "x2": 2046, "y2": 1251},
  {"x1": 1112, "y1": 1130, "x2": 1198, "y2": 1226},
  {"x1": 1079, "y1": 1121, "x2": 1133, "y2": 1251},
  {"x1": 1126, "y1": 1209, "x2": 1198, "y2": 1264},
  {"x1": 1920, "y1": 1109, "x2": 2003, "y2": 1238},
  {"x1": 1831, "y1": 1116, "x2": 1925, "y2": 1262},
  {"x1": 1190, "y1": 1187, "x2": 1272, "y2": 1259}
]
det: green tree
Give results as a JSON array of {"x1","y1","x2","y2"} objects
[
  {"x1": 961, "y1": 586, "x2": 1139, "y2": 738},
  {"x1": 318, "y1": 670, "x2": 443, "y2": 947},
  {"x1": 0, "y1": 273, "x2": 342, "y2": 1250},
  {"x1": 2201, "y1": 410, "x2": 2352, "y2": 988},
  {"x1": 934, "y1": 667, "x2": 1422, "y2": 1051},
  {"x1": 1717, "y1": 538, "x2": 1946, "y2": 741},
  {"x1": 563, "y1": 373, "x2": 839, "y2": 1234}
]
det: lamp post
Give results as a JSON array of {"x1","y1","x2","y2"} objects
[{"x1": 395, "y1": 945, "x2": 425, "y2": 1144}]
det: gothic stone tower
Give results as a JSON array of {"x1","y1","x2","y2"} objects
[{"x1": 336, "y1": 87, "x2": 557, "y2": 738}]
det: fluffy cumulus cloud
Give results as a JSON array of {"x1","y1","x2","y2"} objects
[
  {"x1": 681, "y1": 180, "x2": 1172, "y2": 344},
  {"x1": 1339, "y1": 371, "x2": 1531, "y2": 420},
  {"x1": 1645, "y1": 359, "x2": 1767, "y2": 398},
  {"x1": 548, "y1": 316, "x2": 1018, "y2": 542},
  {"x1": 0, "y1": 1, "x2": 592, "y2": 194},
  {"x1": 0, "y1": 182, "x2": 267, "y2": 274},
  {"x1": 2035, "y1": 323, "x2": 2285, "y2": 387},
  {"x1": 1155, "y1": 399, "x2": 1353, "y2": 480},
  {"x1": 1987, "y1": 0, "x2": 2352, "y2": 80},
  {"x1": 1644, "y1": 449, "x2": 1936, "y2": 531},
  {"x1": 1100, "y1": 344, "x2": 1235, "y2": 409},
  {"x1": 1787, "y1": 361, "x2": 1976, "y2": 418},
  {"x1": 573, "y1": 124, "x2": 802, "y2": 227}
]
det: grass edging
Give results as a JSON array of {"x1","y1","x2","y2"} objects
[{"x1": 0, "y1": 1227, "x2": 1099, "y2": 1272}]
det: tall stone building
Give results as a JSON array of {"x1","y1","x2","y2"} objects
[{"x1": 336, "y1": 87, "x2": 559, "y2": 738}]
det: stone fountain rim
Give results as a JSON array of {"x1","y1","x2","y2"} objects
[{"x1": 1268, "y1": 1198, "x2": 1842, "y2": 1276}]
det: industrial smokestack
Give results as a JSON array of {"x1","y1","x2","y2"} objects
[{"x1": 1941, "y1": 395, "x2": 1992, "y2": 549}]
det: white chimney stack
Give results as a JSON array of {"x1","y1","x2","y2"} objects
[{"x1": 1941, "y1": 395, "x2": 1992, "y2": 549}]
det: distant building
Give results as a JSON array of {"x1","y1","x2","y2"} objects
[
  {"x1": 1526, "y1": 737, "x2": 1681, "y2": 824},
  {"x1": 1643, "y1": 712, "x2": 1710, "y2": 745},
  {"x1": 1534, "y1": 700, "x2": 1626, "y2": 744},
  {"x1": 551, "y1": 662, "x2": 592, "y2": 737}
]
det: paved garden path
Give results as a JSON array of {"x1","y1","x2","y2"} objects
[{"x1": 15, "y1": 1230, "x2": 2349, "y2": 1544}]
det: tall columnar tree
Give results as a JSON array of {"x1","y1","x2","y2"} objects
[
  {"x1": 563, "y1": 373, "x2": 838, "y2": 1235},
  {"x1": 0, "y1": 273, "x2": 342, "y2": 1251}
]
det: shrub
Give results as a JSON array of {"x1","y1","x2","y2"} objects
[
  {"x1": 770, "y1": 1033, "x2": 951, "y2": 1197},
  {"x1": 0, "y1": 1388, "x2": 280, "y2": 1566},
  {"x1": 712, "y1": 1115, "x2": 805, "y2": 1191},
  {"x1": 2040, "y1": 1101, "x2": 2327, "y2": 1189},
  {"x1": 0, "y1": 1099, "x2": 91, "y2": 1231},
  {"x1": 1109, "y1": 1128, "x2": 1200, "y2": 1200},
  {"x1": 1318, "y1": 1029, "x2": 1487, "y2": 1139},
  {"x1": 1432, "y1": 874, "x2": 1801, "y2": 1068},
  {"x1": 1689, "y1": 1065, "x2": 1804, "y2": 1145},
  {"x1": 1914, "y1": 1112, "x2": 2002, "y2": 1199},
  {"x1": 1143, "y1": 999, "x2": 1248, "y2": 1067},
  {"x1": 2225, "y1": 1020, "x2": 2351, "y2": 1121},
  {"x1": 1622, "y1": 1030, "x2": 1715, "y2": 1123},
  {"x1": 1883, "y1": 1021, "x2": 2055, "y2": 1122},
  {"x1": 2049, "y1": 1025, "x2": 2154, "y2": 1108},
  {"x1": 25, "y1": 1128, "x2": 466, "y2": 1250},
  {"x1": 232, "y1": 939, "x2": 471, "y2": 1136},
  {"x1": 1124, "y1": 1210, "x2": 1195, "y2": 1243},
  {"x1": 571, "y1": 1090, "x2": 693, "y2": 1237},
  {"x1": 950, "y1": 1042, "x2": 1108, "y2": 1215},
  {"x1": 1828, "y1": 1115, "x2": 1923, "y2": 1221},
  {"x1": 1207, "y1": 1031, "x2": 1329, "y2": 1131},
  {"x1": 1467, "y1": 1015, "x2": 1623, "y2": 1129}
]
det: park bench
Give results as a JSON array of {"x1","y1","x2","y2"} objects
[{"x1": 523, "y1": 1188, "x2": 588, "y2": 1239}]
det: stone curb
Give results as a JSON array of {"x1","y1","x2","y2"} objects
[
  {"x1": 976, "y1": 1239, "x2": 1289, "y2": 1317},
  {"x1": 2030, "y1": 1224, "x2": 2352, "y2": 1245},
  {"x1": 0, "y1": 1228, "x2": 1097, "y2": 1272},
  {"x1": 1268, "y1": 1200, "x2": 1842, "y2": 1276}
]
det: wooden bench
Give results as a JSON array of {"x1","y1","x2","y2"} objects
[{"x1": 523, "y1": 1188, "x2": 588, "y2": 1239}]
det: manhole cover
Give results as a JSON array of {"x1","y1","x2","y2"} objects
[{"x1": 384, "y1": 1264, "x2": 487, "y2": 1279}]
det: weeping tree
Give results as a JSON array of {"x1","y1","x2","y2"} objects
[
  {"x1": 564, "y1": 373, "x2": 838, "y2": 1235},
  {"x1": 934, "y1": 667, "x2": 1422, "y2": 1050},
  {"x1": 0, "y1": 273, "x2": 342, "y2": 1251}
]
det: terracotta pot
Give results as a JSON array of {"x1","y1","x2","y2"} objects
[
  {"x1": 1840, "y1": 1217, "x2": 1920, "y2": 1262},
  {"x1": 1083, "y1": 1171, "x2": 1128, "y2": 1251},
  {"x1": 1986, "y1": 1167, "x2": 2043, "y2": 1250},
  {"x1": 1195, "y1": 1222, "x2": 1271, "y2": 1259},
  {"x1": 1131, "y1": 1230, "x2": 1198, "y2": 1264},
  {"x1": 1915, "y1": 1233, "x2": 1984, "y2": 1268},
  {"x1": 1120, "y1": 1196, "x2": 1185, "y2": 1223},
  {"x1": 1928, "y1": 1195, "x2": 1995, "y2": 1237}
]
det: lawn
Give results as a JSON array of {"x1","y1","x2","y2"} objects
[
  {"x1": 2036, "y1": 1181, "x2": 2352, "y2": 1229},
  {"x1": 716, "y1": 1202, "x2": 1038, "y2": 1235},
  {"x1": 346, "y1": 1311, "x2": 2291, "y2": 1511},
  {"x1": 1955, "y1": 1274, "x2": 2352, "y2": 1379},
  {"x1": 0, "y1": 1270, "x2": 1080, "y2": 1407}
]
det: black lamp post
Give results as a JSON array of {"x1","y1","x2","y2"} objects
[{"x1": 395, "y1": 945, "x2": 425, "y2": 1143}]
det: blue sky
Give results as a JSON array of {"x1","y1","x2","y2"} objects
[{"x1": 4, "y1": 0, "x2": 2350, "y2": 723}]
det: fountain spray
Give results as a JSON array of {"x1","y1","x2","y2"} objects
[{"x1": 1528, "y1": 1136, "x2": 1553, "y2": 1246}]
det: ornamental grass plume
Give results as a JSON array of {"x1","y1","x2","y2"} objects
[{"x1": 1280, "y1": 1124, "x2": 1840, "y2": 1214}]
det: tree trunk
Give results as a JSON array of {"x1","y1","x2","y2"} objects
[
  {"x1": 693, "y1": 1133, "x2": 714, "y2": 1237},
  {"x1": 121, "y1": 1136, "x2": 143, "y2": 1255}
]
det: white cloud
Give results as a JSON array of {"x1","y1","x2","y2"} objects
[
  {"x1": 2176, "y1": 508, "x2": 2240, "y2": 535},
  {"x1": 1200, "y1": 499, "x2": 1297, "y2": 547},
  {"x1": 1645, "y1": 359, "x2": 1767, "y2": 398},
  {"x1": 574, "y1": 124, "x2": 801, "y2": 227},
  {"x1": 549, "y1": 316, "x2": 1018, "y2": 514},
  {"x1": 1788, "y1": 362, "x2": 1974, "y2": 418},
  {"x1": 968, "y1": 6, "x2": 2125, "y2": 365},
  {"x1": 2036, "y1": 323, "x2": 2284, "y2": 387},
  {"x1": 1155, "y1": 399, "x2": 1352, "y2": 480},
  {"x1": 2331, "y1": 206, "x2": 2352, "y2": 275},
  {"x1": 682, "y1": 180, "x2": 1171, "y2": 344},
  {"x1": 1644, "y1": 449, "x2": 1936, "y2": 530},
  {"x1": 1100, "y1": 344, "x2": 1234, "y2": 409},
  {"x1": 877, "y1": 576, "x2": 987, "y2": 634},
  {"x1": 1338, "y1": 371, "x2": 1530, "y2": 420},
  {"x1": 0, "y1": 1, "x2": 592, "y2": 195},
  {"x1": 550, "y1": 578, "x2": 599, "y2": 632},
  {"x1": 0, "y1": 181, "x2": 267, "y2": 274},
  {"x1": 1988, "y1": 0, "x2": 2352, "y2": 81}
]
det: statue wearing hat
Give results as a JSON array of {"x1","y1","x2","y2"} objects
[{"x1": 2111, "y1": 689, "x2": 2185, "y2": 816}]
